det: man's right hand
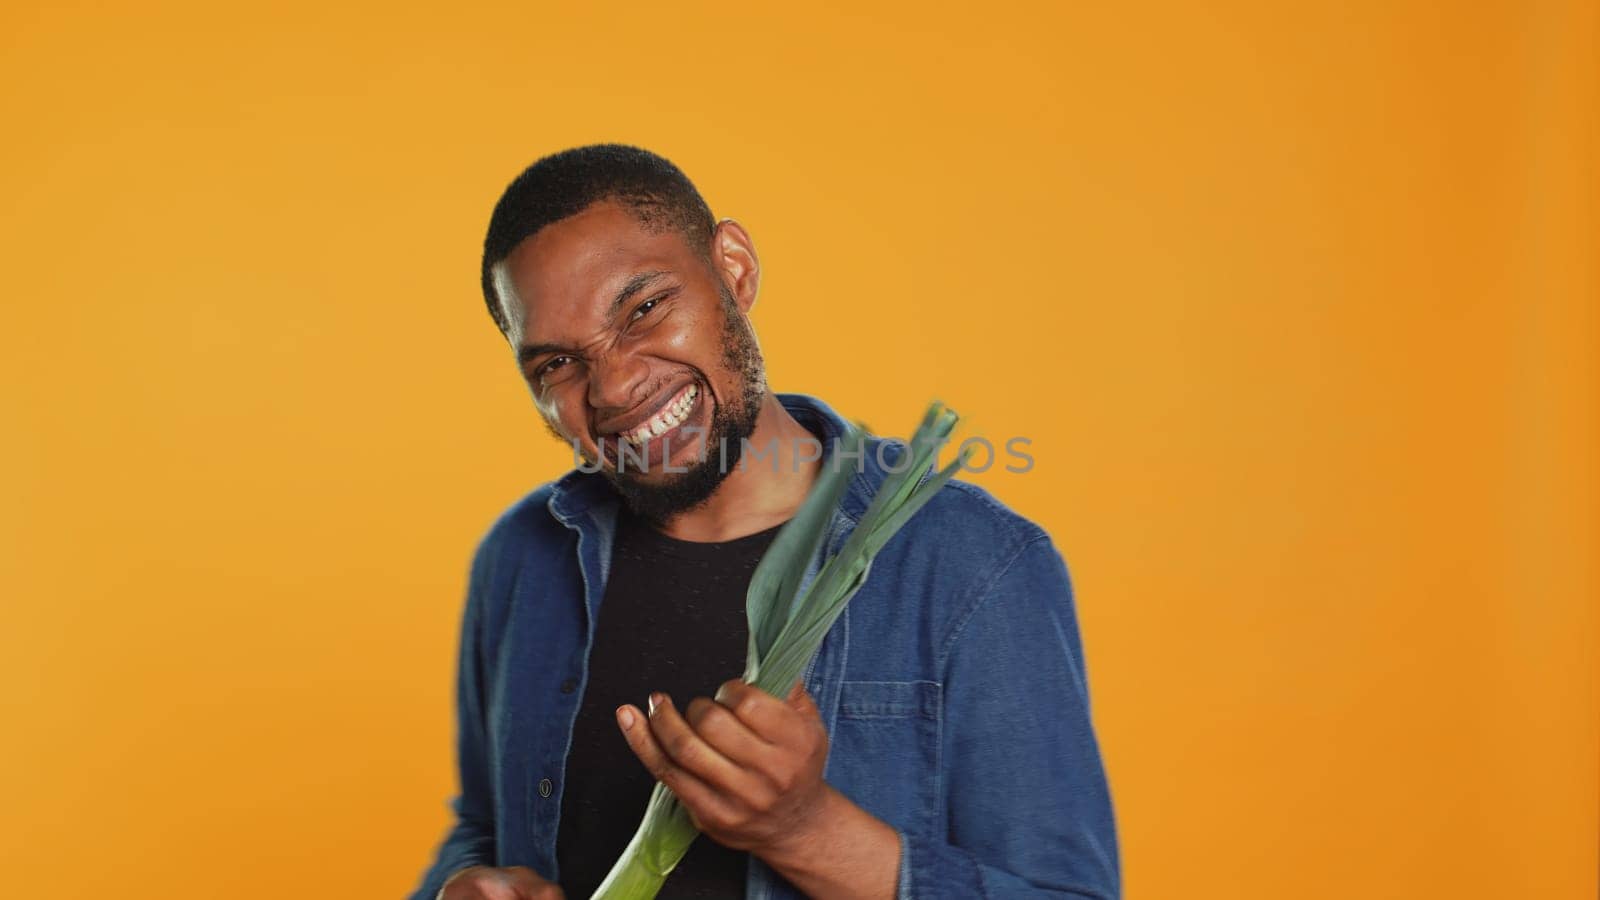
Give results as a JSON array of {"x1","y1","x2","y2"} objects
[{"x1": 438, "y1": 865, "x2": 567, "y2": 900}]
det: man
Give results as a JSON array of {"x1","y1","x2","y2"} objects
[{"x1": 408, "y1": 144, "x2": 1119, "y2": 900}]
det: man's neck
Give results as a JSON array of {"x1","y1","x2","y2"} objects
[{"x1": 652, "y1": 394, "x2": 822, "y2": 542}]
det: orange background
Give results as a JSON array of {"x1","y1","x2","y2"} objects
[{"x1": 2, "y1": 2, "x2": 1594, "y2": 898}]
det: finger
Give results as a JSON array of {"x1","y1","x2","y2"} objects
[
  {"x1": 684, "y1": 694, "x2": 784, "y2": 773},
  {"x1": 501, "y1": 867, "x2": 565, "y2": 899},
  {"x1": 644, "y1": 693, "x2": 779, "y2": 809},
  {"x1": 786, "y1": 680, "x2": 822, "y2": 717},
  {"x1": 714, "y1": 678, "x2": 812, "y2": 747},
  {"x1": 615, "y1": 701, "x2": 743, "y2": 827}
]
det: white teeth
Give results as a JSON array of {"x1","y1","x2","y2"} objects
[{"x1": 617, "y1": 384, "x2": 699, "y2": 446}]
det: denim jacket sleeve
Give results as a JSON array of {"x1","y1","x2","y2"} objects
[
  {"x1": 894, "y1": 532, "x2": 1121, "y2": 900},
  {"x1": 407, "y1": 540, "x2": 500, "y2": 900}
]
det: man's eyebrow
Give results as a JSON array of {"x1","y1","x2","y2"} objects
[{"x1": 516, "y1": 342, "x2": 568, "y2": 366}]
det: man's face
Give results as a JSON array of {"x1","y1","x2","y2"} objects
[{"x1": 493, "y1": 200, "x2": 766, "y2": 523}]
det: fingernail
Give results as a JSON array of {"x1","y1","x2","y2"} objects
[
  {"x1": 617, "y1": 706, "x2": 634, "y2": 729},
  {"x1": 649, "y1": 692, "x2": 666, "y2": 715}
]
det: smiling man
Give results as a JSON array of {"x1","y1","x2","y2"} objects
[{"x1": 407, "y1": 145, "x2": 1120, "y2": 900}]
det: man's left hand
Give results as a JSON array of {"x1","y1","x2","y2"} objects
[{"x1": 615, "y1": 678, "x2": 833, "y2": 857}]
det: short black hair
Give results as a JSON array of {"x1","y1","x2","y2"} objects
[{"x1": 479, "y1": 144, "x2": 716, "y2": 336}]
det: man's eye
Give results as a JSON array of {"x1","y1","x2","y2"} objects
[
  {"x1": 539, "y1": 356, "x2": 576, "y2": 378},
  {"x1": 630, "y1": 297, "x2": 661, "y2": 322}
]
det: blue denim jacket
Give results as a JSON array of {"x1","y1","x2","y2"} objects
[{"x1": 408, "y1": 393, "x2": 1120, "y2": 900}]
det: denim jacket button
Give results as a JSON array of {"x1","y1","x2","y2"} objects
[
  {"x1": 538, "y1": 778, "x2": 553, "y2": 798},
  {"x1": 560, "y1": 678, "x2": 578, "y2": 694}
]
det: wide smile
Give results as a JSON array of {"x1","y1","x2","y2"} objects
[
  {"x1": 598, "y1": 382, "x2": 706, "y2": 471},
  {"x1": 617, "y1": 382, "x2": 699, "y2": 447}
]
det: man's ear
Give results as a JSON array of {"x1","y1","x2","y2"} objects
[{"x1": 710, "y1": 218, "x2": 760, "y2": 314}]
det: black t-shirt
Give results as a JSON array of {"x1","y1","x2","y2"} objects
[{"x1": 556, "y1": 503, "x2": 784, "y2": 899}]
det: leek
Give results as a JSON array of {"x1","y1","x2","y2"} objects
[{"x1": 590, "y1": 400, "x2": 975, "y2": 900}]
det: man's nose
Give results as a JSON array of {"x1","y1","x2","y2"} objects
[{"x1": 587, "y1": 351, "x2": 650, "y2": 415}]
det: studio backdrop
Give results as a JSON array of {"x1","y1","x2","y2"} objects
[{"x1": 2, "y1": 2, "x2": 1594, "y2": 898}]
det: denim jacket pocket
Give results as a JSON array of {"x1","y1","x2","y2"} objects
[{"x1": 827, "y1": 680, "x2": 942, "y2": 839}]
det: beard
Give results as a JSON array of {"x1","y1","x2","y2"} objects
[{"x1": 602, "y1": 286, "x2": 767, "y2": 528}]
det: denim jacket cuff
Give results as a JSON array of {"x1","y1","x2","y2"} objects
[{"x1": 894, "y1": 826, "x2": 985, "y2": 900}]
